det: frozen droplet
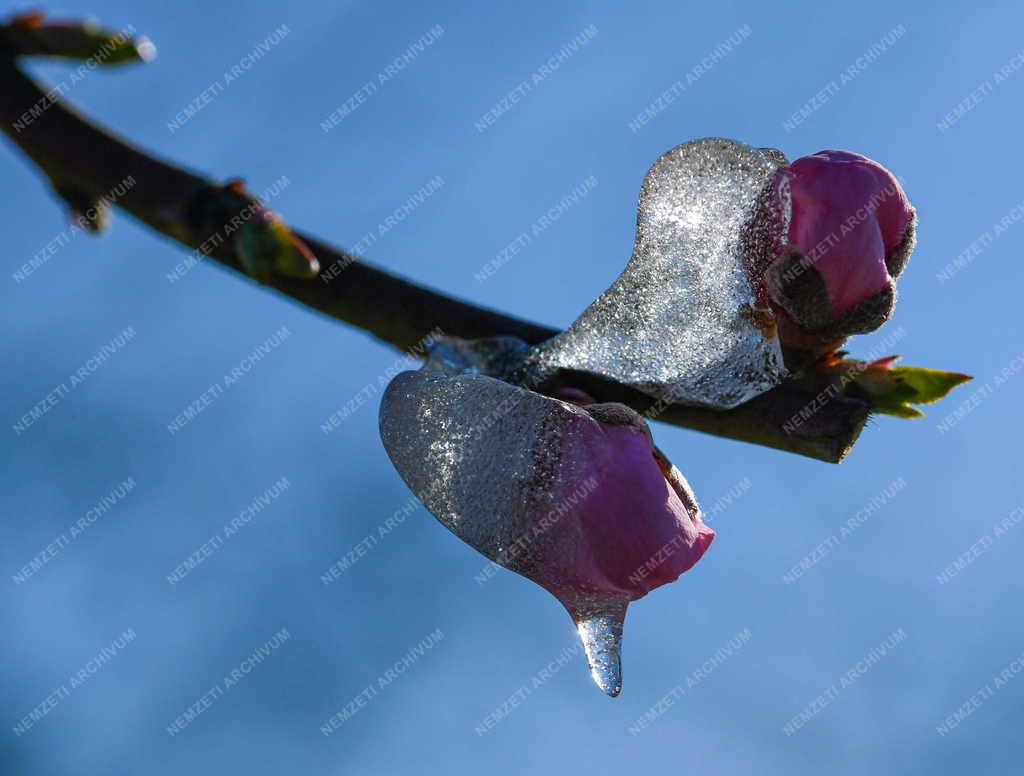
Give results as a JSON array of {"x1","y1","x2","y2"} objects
[
  {"x1": 530, "y1": 137, "x2": 790, "y2": 409},
  {"x1": 572, "y1": 601, "x2": 628, "y2": 697}
]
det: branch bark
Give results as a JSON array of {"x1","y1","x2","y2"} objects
[{"x1": 0, "y1": 47, "x2": 869, "y2": 463}]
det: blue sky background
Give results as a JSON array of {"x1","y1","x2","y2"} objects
[{"x1": 2, "y1": 0, "x2": 1022, "y2": 773}]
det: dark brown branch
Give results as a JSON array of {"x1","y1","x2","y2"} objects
[{"x1": 0, "y1": 48, "x2": 869, "y2": 463}]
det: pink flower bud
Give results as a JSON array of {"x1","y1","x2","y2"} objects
[
  {"x1": 380, "y1": 362, "x2": 713, "y2": 695},
  {"x1": 763, "y1": 150, "x2": 915, "y2": 350},
  {"x1": 529, "y1": 401, "x2": 714, "y2": 609}
]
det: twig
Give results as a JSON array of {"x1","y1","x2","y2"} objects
[{"x1": 0, "y1": 45, "x2": 869, "y2": 463}]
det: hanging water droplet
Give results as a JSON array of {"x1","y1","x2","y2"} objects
[{"x1": 572, "y1": 601, "x2": 628, "y2": 697}]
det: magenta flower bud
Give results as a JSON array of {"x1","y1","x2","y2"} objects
[
  {"x1": 380, "y1": 351, "x2": 713, "y2": 696},
  {"x1": 527, "y1": 401, "x2": 714, "y2": 609},
  {"x1": 764, "y1": 150, "x2": 915, "y2": 350}
]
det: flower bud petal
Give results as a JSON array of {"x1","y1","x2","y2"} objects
[
  {"x1": 379, "y1": 352, "x2": 712, "y2": 695},
  {"x1": 766, "y1": 150, "x2": 914, "y2": 347}
]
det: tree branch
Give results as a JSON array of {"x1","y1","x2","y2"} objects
[{"x1": 0, "y1": 42, "x2": 869, "y2": 463}]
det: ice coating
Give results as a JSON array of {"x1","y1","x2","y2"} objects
[
  {"x1": 576, "y1": 604, "x2": 627, "y2": 697},
  {"x1": 378, "y1": 346, "x2": 713, "y2": 695},
  {"x1": 530, "y1": 138, "x2": 789, "y2": 410}
]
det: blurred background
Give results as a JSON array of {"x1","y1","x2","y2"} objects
[{"x1": 2, "y1": 0, "x2": 1021, "y2": 773}]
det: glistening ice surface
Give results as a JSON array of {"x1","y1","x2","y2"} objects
[
  {"x1": 378, "y1": 347, "x2": 637, "y2": 695},
  {"x1": 533, "y1": 138, "x2": 789, "y2": 409}
]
